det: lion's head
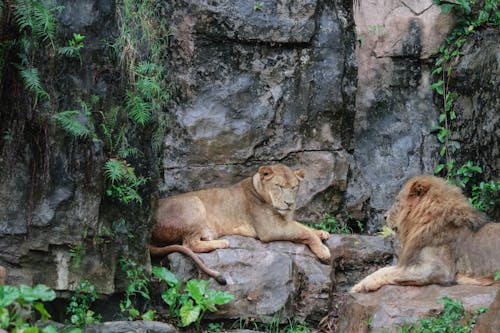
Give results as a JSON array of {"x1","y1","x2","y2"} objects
[
  {"x1": 385, "y1": 175, "x2": 487, "y2": 265},
  {"x1": 253, "y1": 164, "x2": 306, "y2": 218}
]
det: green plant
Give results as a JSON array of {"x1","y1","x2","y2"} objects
[
  {"x1": 8, "y1": 0, "x2": 64, "y2": 105},
  {"x1": 0, "y1": 284, "x2": 56, "y2": 332},
  {"x1": 119, "y1": 258, "x2": 151, "y2": 320},
  {"x1": 3, "y1": 128, "x2": 14, "y2": 143},
  {"x1": 431, "y1": 0, "x2": 499, "y2": 211},
  {"x1": 58, "y1": 33, "x2": 85, "y2": 64},
  {"x1": 68, "y1": 242, "x2": 84, "y2": 269},
  {"x1": 254, "y1": 1, "x2": 264, "y2": 11},
  {"x1": 207, "y1": 322, "x2": 224, "y2": 331},
  {"x1": 66, "y1": 280, "x2": 101, "y2": 328},
  {"x1": 388, "y1": 296, "x2": 488, "y2": 333},
  {"x1": 494, "y1": 272, "x2": 500, "y2": 283},
  {"x1": 52, "y1": 97, "x2": 99, "y2": 140},
  {"x1": 114, "y1": 0, "x2": 172, "y2": 154},
  {"x1": 284, "y1": 319, "x2": 311, "y2": 333},
  {"x1": 152, "y1": 266, "x2": 234, "y2": 330},
  {"x1": 310, "y1": 213, "x2": 352, "y2": 234},
  {"x1": 470, "y1": 180, "x2": 499, "y2": 213},
  {"x1": 103, "y1": 158, "x2": 147, "y2": 205}
]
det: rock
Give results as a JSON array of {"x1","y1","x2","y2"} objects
[
  {"x1": 161, "y1": 0, "x2": 357, "y2": 223},
  {"x1": 349, "y1": 0, "x2": 454, "y2": 230},
  {"x1": 335, "y1": 285, "x2": 500, "y2": 333},
  {"x1": 327, "y1": 235, "x2": 397, "y2": 291},
  {"x1": 161, "y1": 235, "x2": 332, "y2": 322},
  {"x1": 83, "y1": 321, "x2": 177, "y2": 333},
  {"x1": 474, "y1": 289, "x2": 500, "y2": 333},
  {"x1": 449, "y1": 30, "x2": 499, "y2": 219}
]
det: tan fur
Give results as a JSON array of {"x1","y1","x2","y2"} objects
[
  {"x1": 151, "y1": 164, "x2": 331, "y2": 283},
  {"x1": 0, "y1": 265, "x2": 5, "y2": 285},
  {"x1": 352, "y1": 175, "x2": 500, "y2": 292}
]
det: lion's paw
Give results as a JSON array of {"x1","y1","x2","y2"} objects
[
  {"x1": 316, "y1": 230, "x2": 330, "y2": 241},
  {"x1": 317, "y1": 244, "x2": 331, "y2": 262},
  {"x1": 219, "y1": 239, "x2": 230, "y2": 249},
  {"x1": 351, "y1": 282, "x2": 366, "y2": 293}
]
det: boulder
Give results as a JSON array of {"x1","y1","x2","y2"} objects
[
  {"x1": 83, "y1": 321, "x2": 177, "y2": 333},
  {"x1": 335, "y1": 285, "x2": 500, "y2": 333},
  {"x1": 162, "y1": 235, "x2": 332, "y2": 322}
]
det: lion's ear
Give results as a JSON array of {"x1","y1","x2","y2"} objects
[
  {"x1": 409, "y1": 181, "x2": 430, "y2": 198},
  {"x1": 258, "y1": 166, "x2": 274, "y2": 180},
  {"x1": 295, "y1": 169, "x2": 306, "y2": 181}
]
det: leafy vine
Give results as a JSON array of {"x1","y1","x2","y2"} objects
[{"x1": 431, "y1": 0, "x2": 499, "y2": 212}]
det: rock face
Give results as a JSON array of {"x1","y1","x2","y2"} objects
[
  {"x1": 0, "y1": 0, "x2": 157, "y2": 294},
  {"x1": 348, "y1": 0, "x2": 453, "y2": 231},
  {"x1": 335, "y1": 285, "x2": 500, "y2": 333},
  {"x1": 162, "y1": 0, "x2": 357, "y2": 222},
  {"x1": 450, "y1": 29, "x2": 499, "y2": 219},
  {"x1": 159, "y1": 234, "x2": 397, "y2": 323}
]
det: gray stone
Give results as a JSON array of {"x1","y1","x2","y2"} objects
[
  {"x1": 83, "y1": 321, "x2": 178, "y2": 333},
  {"x1": 335, "y1": 285, "x2": 500, "y2": 333},
  {"x1": 163, "y1": 235, "x2": 332, "y2": 322}
]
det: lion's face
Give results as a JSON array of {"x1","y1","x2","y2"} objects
[{"x1": 253, "y1": 164, "x2": 306, "y2": 216}]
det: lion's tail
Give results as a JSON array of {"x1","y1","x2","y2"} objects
[{"x1": 149, "y1": 244, "x2": 227, "y2": 285}]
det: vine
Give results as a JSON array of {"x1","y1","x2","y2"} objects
[{"x1": 431, "y1": 0, "x2": 499, "y2": 212}]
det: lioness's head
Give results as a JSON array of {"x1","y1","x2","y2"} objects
[
  {"x1": 385, "y1": 175, "x2": 486, "y2": 237},
  {"x1": 253, "y1": 164, "x2": 306, "y2": 217}
]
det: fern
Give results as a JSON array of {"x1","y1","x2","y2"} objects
[
  {"x1": 12, "y1": 0, "x2": 58, "y2": 45},
  {"x1": 136, "y1": 61, "x2": 158, "y2": 76},
  {"x1": 52, "y1": 110, "x2": 92, "y2": 139},
  {"x1": 136, "y1": 77, "x2": 161, "y2": 100},
  {"x1": 18, "y1": 66, "x2": 49, "y2": 104},
  {"x1": 104, "y1": 158, "x2": 146, "y2": 204},
  {"x1": 104, "y1": 159, "x2": 128, "y2": 184},
  {"x1": 118, "y1": 146, "x2": 142, "y2": 159},
  {"x1": 126, "y1": 91, "x2": 151, "y2": 126}
]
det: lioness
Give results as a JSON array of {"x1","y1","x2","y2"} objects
[
  {"x1": 352, "y1": 175, "x2": 500, "y2": 292},
  {"x1": 150, "y1": 164, "x2": 331, "y2": 284}
]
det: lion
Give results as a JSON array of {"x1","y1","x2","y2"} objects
[
  {"x1": 352, "y1": 174, "x2": 500, "y2": 292},
  {"x1": 150, "y1": 164, "x2": 331, "y2": 284}
]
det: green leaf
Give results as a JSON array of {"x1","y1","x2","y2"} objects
[
  {"x1": 179, "y1": 300, "x2": 201, "y2": 327},
  {"x1": 41, "y1": 324, "x2": 59, "y2": 333},
  {"x1": 33, "y1": 301, "x2": 52, "y2": 321},
  {"x1": 439, "y1": 113, "x2": 446, "y2": 123},
  {"x1": 440, "y1": 145, "x2": 447, "y2": 156},
  {"x1": 206, "y1": 289, "x2": 234, "y2": 308},
  {"x1": 0, "y1": 285, "x2": 21, "y2": 307},
  {"x1": 161, "y1": 287, "x2": 180, "y2": 308},
  {"x1": 52, "y1": 110, "x2": 92, "y2": 139},
  {"x1": 103, "y1": 159, "x2": 127, "y2": 184},
  {"x1": 0, "y1": 307, "x2": 10, "y2": 329},
  {"x1": 19, "y1": 284, "x2": 56, "y2": 302},
  {"x1": 432, "y1": 67, "x2": 443, "y2": 75},
  {"x1": 495, "y1": 272, "x2": 500, "y2": 282},
  {"x1": 184, "y1": 279, "x2": 209, "y2": 305},
  {"x1": 152, "y1": 267, "x2": 179, "y2": 287},
  {"x1": 431, "y1": 80, "x2": 444, "y2": 95},
  {"x1": 441, "y1": 4, "x2": 455, "y2": 14},
  {"x1": 141, "y1": 309, "x2": 155, "y2": 321},
  {"x1": 434, "y1": 164, "x2": 445, "y2": 174}
]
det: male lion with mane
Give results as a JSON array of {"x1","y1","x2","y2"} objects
[
  {"x1": 150, "y1": 164, "x2": 331, "y2": 284},
  {"x1": 352, "y1": 175, "x2": 500, "y2": 292}
]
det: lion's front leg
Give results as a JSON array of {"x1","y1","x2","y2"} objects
[
  {"x1": 351, "y1": 266, "x2": 399, "y2": 292},
  {"x1": 351, "y1": 258, "x2": 450, "y2": 292},
  {"x1": 260, "y1": 222, "x2": 331, "y2": 262}
]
